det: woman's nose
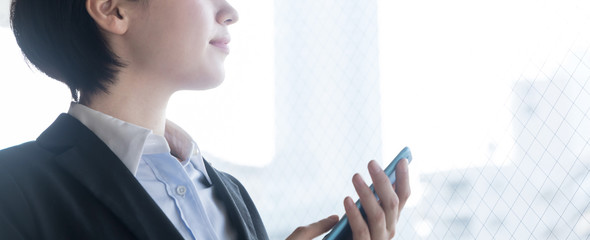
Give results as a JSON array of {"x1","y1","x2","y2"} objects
[{"x1": 217, "y1": 1, "x2": 239, "y2": 25}]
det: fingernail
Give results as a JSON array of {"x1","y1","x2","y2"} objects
[
  {"x1": 369, "y1": 160, "x2": 382, "y2": 174},
  {"x1": 398, "y1": 159, "x2": 408, "y2": 173},
  {"x1": 352, "y1": 173, "x2": 364, "y2": 187},
  {"x1": 344, "y1": 197, "x2": 354, "y2": 210}
]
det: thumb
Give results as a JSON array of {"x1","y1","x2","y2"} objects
[{"x1": 286, "y1": 215, "x2": 339, "y2": 240}]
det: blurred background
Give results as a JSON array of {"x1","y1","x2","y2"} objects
[{"x1": 1, "y1": 0, "x2": 590, "y2": 239}]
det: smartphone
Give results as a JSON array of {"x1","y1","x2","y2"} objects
[{"x1": 323, "y1": 147, "x2": 413, "y2": 240}]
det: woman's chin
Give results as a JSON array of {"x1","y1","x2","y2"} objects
[
  {"x1": 174, "y1": 71, "x2": 226, "y2": 91},
  {"x1": 186, "y1": 77, "x2": 225, "y2": 91},
  {"x1": 202, "y1": 79, "x2": 225, "y2": 90}
]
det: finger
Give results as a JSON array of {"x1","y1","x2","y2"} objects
[
  {"x1": 344, "y1": 196, "x2": 370, "y2": 240},
  {"x1": 368, "y1": 160, "x2": 398, "y2": 238},
  {"x1": 395, "y1": 158, "x2": 411, "y2": 214},
  {"x1": 286, "y1": 215, "x2": 339, "y2": 240},
  {"x1": 352, "y1": 173, "x2": 387, "y2": 239}
]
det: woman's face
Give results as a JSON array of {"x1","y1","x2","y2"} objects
[{"x1": 123, "y1": 0, "x2": 238, "y2": 91}]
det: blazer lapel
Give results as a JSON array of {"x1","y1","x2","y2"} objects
[
  {"x1": 205, "y1": 161, "x2": 256, "y2": 240},
  {"x1": 37, "y1": 114, "x2": 183, "y2": 240}
]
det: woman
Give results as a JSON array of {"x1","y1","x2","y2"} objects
[{"x1": 0, "y1": 0, "x2": 410, "y2": 239}]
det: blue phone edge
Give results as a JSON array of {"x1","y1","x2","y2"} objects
[{"x1": 323, "y1": 146, "x2": 413, "y2": 240}]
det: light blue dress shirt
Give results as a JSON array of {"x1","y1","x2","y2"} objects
[{"x1": 68, "y1": 103, "x2": 236, "y2": 240}]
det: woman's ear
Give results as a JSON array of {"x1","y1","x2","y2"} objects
[{"x1": 86, "y1": 0, "x2": 129, "y2": 35}]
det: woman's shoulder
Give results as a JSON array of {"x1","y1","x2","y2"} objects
[
  {"x1": 0, "y1": 141, "x2": 58, "y2": 180},
  {"x1": 0, "y1": 141, "x2": 53, "y2": 161}
]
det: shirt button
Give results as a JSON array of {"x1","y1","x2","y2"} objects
[{"x1": 176, "y1": 185, "x2": 187, "y2": 196}]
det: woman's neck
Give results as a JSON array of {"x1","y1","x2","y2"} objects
[{"x1": 81, "y1": 76, "x2": 173, "y2": 136}]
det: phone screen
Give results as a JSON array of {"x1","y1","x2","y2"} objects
[{"x1": 323, "y1": 147, "x2": 413, "y2": 240}]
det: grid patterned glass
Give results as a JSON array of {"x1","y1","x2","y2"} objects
[
  {"x1": 216, "y1": 0, "x2": 590, "y2": 239},
  {"x1": 1, "y1": 0, "x2": 589, "y2": 239}
]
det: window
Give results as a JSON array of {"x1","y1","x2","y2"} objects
[{"x1": 1, "y1": 0, "x2": 589, "y2": 239}]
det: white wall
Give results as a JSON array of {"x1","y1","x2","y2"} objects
[{"x1": 0, "y1": 0, "x2": 9, "y2": 27}]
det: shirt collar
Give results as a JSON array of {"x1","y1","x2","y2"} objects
[{"x1": 67, "y1": 103, "x2": 211, "y2": 184}]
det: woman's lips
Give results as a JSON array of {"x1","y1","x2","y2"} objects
[{"x1": 210, "y1": 39, "x2": 230, "y2": 53}]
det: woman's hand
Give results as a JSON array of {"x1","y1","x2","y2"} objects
[
  {"x1": 345, "y1": 159, "x2": 410, "y2": 239},
  {"x1": 286, "y1": 215, "x2": 339, "y2": 240},
  {"x1": 287, "y1": 159, "x2": 411, "y2": 239}
]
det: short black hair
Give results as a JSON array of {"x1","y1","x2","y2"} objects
[{"x1": 10, "y1": 0, "x2": 125, "y2": 101}]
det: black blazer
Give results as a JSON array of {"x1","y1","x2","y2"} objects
[{"x1": 0, "y1": 114, "x2": 268, "y2": 240}]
